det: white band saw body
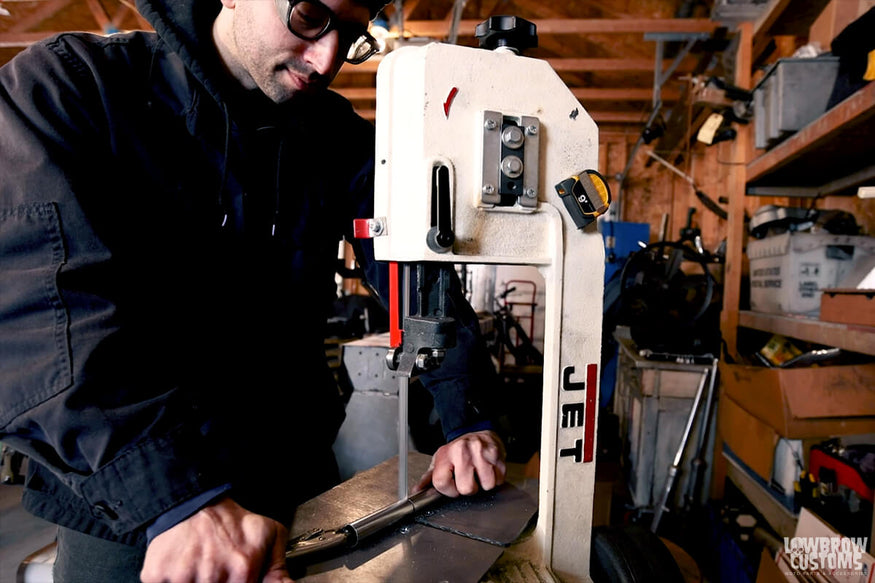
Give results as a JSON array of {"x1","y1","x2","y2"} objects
[{"x1": 373, "y1": 42, "x2": 607, "y2": 582}]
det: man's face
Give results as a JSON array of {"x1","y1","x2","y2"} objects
[{"x1": 223, "y1": 0, "x2": 371, "y2": 103}]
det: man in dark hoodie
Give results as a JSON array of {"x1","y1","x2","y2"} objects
[{"x1": 0, "y1": 0, "x2": 506, "y2": 581}]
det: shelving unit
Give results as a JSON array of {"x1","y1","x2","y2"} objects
[
  {"x1": 725, "y1": 456, "x2": 798, "y2": 539},
  {"x1": 751, "y1": 0, "x2": 831, "y2": 64},
  {"x1": 721, "y1": 17, "x2": 875, "y2": 358},
  {"x1": 724, "y1": 82, "x2": 875, "y2": 353},
  {"x1": 747, "y1": 81, "x2": 875, "y2": 197},
  {"x1": 718, "y1": 2, "x2": 875, "y2": 553}
]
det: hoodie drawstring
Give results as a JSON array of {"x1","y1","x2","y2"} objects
[
  {"x1": 272, "y1": 137, "x2": 286, "y2": 238},
  {"x1": 218, "y1": 102, "x2": 232, "y2": 228}
]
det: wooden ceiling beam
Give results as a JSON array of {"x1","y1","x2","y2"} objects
[
  {"x1": 336, "y1": 86, "x2": 680, "y2": 102},
  {"x1": 338, "y1": 56, "x2": 695, "y2": 75},
  {"x1": 592, "y1": 111, "x2": 652, "y2": 123},
  {"x1": 502, "y1": 0, "x2": 590, "y2": 87},
  {"x1": 84, "y1": 0, "x2": 112, "y2": 32},
  {"x1": 515, "y1": 0, "x2": 631, "y2": 19},
  {"x1": 111, "y1": 3, "x2": 139, "y2": 29},
  {"x1": 403, "y1": 18, "x2": 718, "y2": 38},
  {"x1": 573, "y1": 87, "x2": 681, "y2": 101},
  {"x1": 401, "y1": 0, "x2": 420, "y2": 21},
  {"x1": 353, "y1": 108, "x2": 647, "y2": 124},
  {"x1": 5, "y1": 0, "x2": 72, "y2": 33},
  {"x1": 549, "y1": 57, "x2": 695, "y2": 72}
]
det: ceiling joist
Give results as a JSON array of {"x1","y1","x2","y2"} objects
[
  {"x1": 402, "y1": 17, "x2": 718, "y2": 38},
  {"x1": 0, "y1": 4, "x2": 732, "y2": 130}
]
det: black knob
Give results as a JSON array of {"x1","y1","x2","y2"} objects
[{"x1": 475, "y1": 16, "x2": 538, "y2": 53}]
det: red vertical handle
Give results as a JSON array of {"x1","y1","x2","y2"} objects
[{"x1": 389, "y1": 262, "x2": 402, "y2": 348}]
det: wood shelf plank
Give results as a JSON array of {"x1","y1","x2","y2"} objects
[
  {"x1": 746, "y1": 81, "x2": 875, "y2": 192},
  {"x1": 738, "y1": 310, "x2": 875, "y2": 356},
  {"x1": 753, "y1": 0, "x2": 830, "y2": 38},
  {"x1": 751, "y1": 0, "x2": 830, "y2": 63},
  {"x1": 725, "y1": 454, "x2": 798, "y2": 539}
]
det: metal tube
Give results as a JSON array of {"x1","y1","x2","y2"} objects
[
  {"x1": 344, "y1": 487, "x2": 443, "y2": 546},
  {"x1": 286, "y1": 488, "x2": 444, "y2": 563},
  {"x1": 684, "y1": 358, "x2": 719, "y2": 508},
  {"x1": 651, "y1": 366, "x2": 709, "y2": 533}
]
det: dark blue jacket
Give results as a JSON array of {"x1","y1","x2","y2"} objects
[{"x1": 0, "y1": 0, "x2": 496, "y2": 545}]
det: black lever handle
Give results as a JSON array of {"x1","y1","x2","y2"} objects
[{"x1": 427, "y1": 164, "x2": 455, "y2": 253}]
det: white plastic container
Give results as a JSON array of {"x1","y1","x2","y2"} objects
[{"x1": 747, "y1": 232, "x2": 875, "y2": 316}]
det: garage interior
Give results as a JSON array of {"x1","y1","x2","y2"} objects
[{"x1": 2, "y1": 0, "x2": 875, "y2": 581}]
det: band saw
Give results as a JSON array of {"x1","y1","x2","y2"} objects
[{"x1": 288, "y1": 16, "x2": 612, "y2": 582}]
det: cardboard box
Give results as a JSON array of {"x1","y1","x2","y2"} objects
[
  {"x1": 719, "y1": 396, "x2": 823, "y2": 491},
  {"x1": 720, "y1": 395, "x2": 779, "y2": 481},
  {"x1": 756, "y1": 547, "x2": 790, "y2": 583},
  {"x1": 747, "y1": 233, "x2": 875, "y2": 316},
  {"x1": 720, "y1": 361, "x2": 875, "y2": 438},
  {"x1": 820, "y1": 288, "x2": 875, "y2": 327}
]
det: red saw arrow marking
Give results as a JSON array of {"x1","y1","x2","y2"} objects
[{"x1": 443, "y1": 87, "x2": 459, "y2": 118}]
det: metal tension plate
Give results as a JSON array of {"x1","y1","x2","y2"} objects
[{"x1": 480, "y1": 110, "x2": 540, "y2": 209}]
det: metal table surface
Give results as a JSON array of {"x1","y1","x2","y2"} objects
[{"x1": 288, "y1": 453, "x2": 539, "y2": 582}]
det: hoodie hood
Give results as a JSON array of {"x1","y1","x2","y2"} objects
[
  {"x1": 135, "y1": 0, "x2": 259, "y2": 231},
  {"x1": 134, "y1": 0, "x2": 363, "y2": 124},
  {"x1": 133, "y1": 0, "x2": 373, "y2": 236},
  {"x1": 136, "y1": 0, "x2": 226, "y2": 105}
]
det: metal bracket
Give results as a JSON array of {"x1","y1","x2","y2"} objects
[{"x1": 480, "y1": 110, "x2": 540, "y2": 210}]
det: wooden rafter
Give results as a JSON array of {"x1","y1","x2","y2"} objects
[
  {"x1": 352, "y1": 108, "x2": 645, "y2": 123},
  {"x1": 336, "y1": 86, "x2": 681, "y2": 102},
  {"x1": 5, "y1": 0, "x2": 72, "y2": 33},
  {"x1": 84, "y1": 0, "x2": 111, "y2": 32},
  {"x1": 0, "y1": 6, "x2": 730, "y2": 129},
  {"x1": 337, "y1": 56, "x2": 697, "y2": 75},
  {"x1": 402, "y1": 18, "x2": 718, "y2": 37}
]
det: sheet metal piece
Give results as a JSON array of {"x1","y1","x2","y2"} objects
[
  {"x1": 286, "y1": 488, "x2": 443, "y2": 564},
  {"x1": 290, "y1": 522, "x2": 504, "y2": 582},
  {"x1": 415, "y1": 481, "x2": 538, "y2": 547},
  {"x1": 292, "y1": 454, "x2": 433, "y2": 538},
  {"x1": 289, "y1": 454, "x2": 539, "y2": 582}
]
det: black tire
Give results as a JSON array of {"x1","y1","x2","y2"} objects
[
  {"x1": 590, "y1": 525, "x2": 686, "y2": 583},
  {"x1": 618, "y1": 241, "x2": 719, "y2": 354}
]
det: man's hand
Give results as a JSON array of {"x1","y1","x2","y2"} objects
[
  {"x1": 416, "y1": 430, "x2": 506, "y2": 497},
  {"x1": 141, "y1": 497, "x2": 293, "y2": 583}
]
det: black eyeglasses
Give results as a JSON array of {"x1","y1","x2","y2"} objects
[{"x1": 274, "y1": 0, "x2": 381, "y2": 64}]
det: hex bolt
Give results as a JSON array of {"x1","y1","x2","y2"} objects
[
  {"x1": 501, "y1": 155, "x2": 524, "y2": 178},
  {"x1": 501, "y1": 125, "x2": 524, "y2": 149},
  {"x1": 415, "y1": 353, "x2": 429, "y2": 370}
]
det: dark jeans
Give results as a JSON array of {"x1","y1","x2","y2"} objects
[{"x1": 54, "y1": 527, "x2": 144, "y2": 583}]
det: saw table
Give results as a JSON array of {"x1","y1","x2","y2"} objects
[{"x1": 288, "y1": 452, "x2": 539, "y2": 582}]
